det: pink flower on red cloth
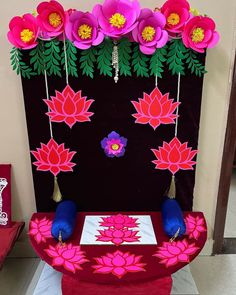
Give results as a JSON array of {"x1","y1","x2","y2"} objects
[
  {"x1": 7, "y1": 14, "x2": 39, "y2": 49},
  {"x1": 100, "y1": 214, "x2": 139, "y2": 229},
  {"x1": 29, "y1": 217, "x2": 52, "y2": 244},
  {"x1": 96, "y1": 228, "x2": 140, "y2": 245},
  {"x1": 151, "y1": 137, "x2": 198, "y2": 175},
  {"x1": 182, "y1": 16, "x2": 220, "y2": 53},
  {"x1": 153, "y1": 239, "x2": 199, "y2": 267},
  {"x1": 131, "y1": 87, "x2": 180, "y2": 130},
  {"x1": 185, "y1": 214, "x2": 206, "y2": 240},
  {"x1": 31, "y1": 138, "x2": 76, "y2": 176},
  {"x1": 44, "y1": 85, "x2": 94, "y2": 128},
  {"x1": 92, "y1": 250, "x2": 146, "y2": 278},
  {"x1": 45, "y1": 243, "x2": 89, "y2": 273}
]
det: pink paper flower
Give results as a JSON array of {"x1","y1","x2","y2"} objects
[
  {"x1": 182, "y1": 16, "x2": 220, "y2": 53},
  {"x1": 31, "y1": 138, "x2": 76, "y2": 176},
  {"x1": 93, "y1": 0, "x2": 141, "y2": 38},
  {"x1": 29, "y1": 217, "x2": 52, "y2": 244},
  {"x1": 92, "y1": 250, "x2": 146, "y2": 278},
  {"x1": 7, "y1": 14, "x2": 39, "y2": 49},
  {"x1": 131, "y1": 8, "x2": 168, "y2": 55},
  {"x1": 131, "y1": 87, "x2": 180, "y2": 130},
  {"x1": 45, "y1": 243, "x2": 89, "y2": 273},
  {"x1": 151, "y1": 137, "x2": 198, "y2": 174},
  {"x1": 96, "y1": 228, "x2": 140, "y2": 245},
  {"x1": 154, "y1": 239, "x2": 199, "y2": 267},
  {"x1": 161, "y1": 0, "x2": 190, "y2": 34},
  {"x1": 44, "y1": 85, "x2": 94, "y2": 128},
  {"x1": 185, "y1": 214, "x2": 206, "y2": 240},
  {"x1": 100, "y1": 214, "x2": 139, "y2": 229},
  {"x1": 101, "y1": 131, "x2": 127, "y2": 158}
]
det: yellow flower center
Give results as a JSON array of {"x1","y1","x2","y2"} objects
[
  {"x1": 191, "y1": 27, "x2": 205, "y2": 43},
  {"x1": 48, "y1": 12, "x2": 62, "y2": 28},
  {"x1": 78, "y1": 24, "x2": 92, "y2": 40},
  {"x1": 109, "y1": 13, "x2": 126, "y2": 29},
  {"x1": 167, "y1": 13, "x2": 180, "y2": 26},
  {"x1": 111, "y1": 144, "x2": 120, "y2": 151},
  {"x1": 20, "y1": 29, "x2": 34, "y2": 43},
  {"x1": 142, "y1": 26, "x2": 156, "y2": 42}
]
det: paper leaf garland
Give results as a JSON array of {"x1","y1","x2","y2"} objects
[
  {"x1": 166, "y1": 39, "x2": 187, "y2": 75},
  {"x1": 97, "y1": 38, "x2": 113, "y2": 77},
  {"x1": 149, "y1": 46, "x2": 168, "y2": 78},
  {"x1": 79, "y1": 47, "x2": 97, "y2": 79},
  {"x1": 62, "y1": 40, "x2": 78, "y2": 78},
  {"x1": 29, "y1": 40, "x2": 45, "y2": 75},
  {"x1": 44, "y1": 40, "x2": 62, "y2": 77},
  {"x1": 118, "y1": 38, "x2": 132, "y2": 77},
  {"x1": 185, "y1": 48, "x2": 207, "y2": 77},
  {"x1": 132, "y1": 44, "x2": 150, "y2": 77}
]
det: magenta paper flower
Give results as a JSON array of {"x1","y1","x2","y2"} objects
[
  {"x1": 132, "y1": 8, "x2": 168, "y2": 55},
  {"x1": 161, "y1": 0, "x2": 190, "y2": 34},
  {"x1": 100, "y1": 214, "x2": 139, "y2": 229},
  {"x1": 44, "y1": 85, "x2": 94, "y2": 128},
  {"x1": 101, "y1": 131, "x2": 127, "y2": 158},
  {"x1": 151, "y1": 137, "x2": 198, "y2": 175},
  {"x1": 45, "y1": 243, "x2": 89, "y2": 273},
  {"x1": 185, "y1": 215, "x2": 206, "y2": 240},
  {"x1": 7, "y1": 14, "x2": 39, "y2": 49},
  {"x1": 31, "y1": 138, "x2": 76, "y2": 176},
  {"x1": 92, "y1": 250, "x2": 146, "y2": 278},
  {"x1": 29, "y1": 217, "x2": 52, "y2": 244},
  {"x1": 182, "y1": 16, "x2": 220, "y2": 53},
  {"x1": 93, "y1": 0, "x2": 141, "y2": 38},
  {"x1": 65, "y1": 11, "x2": 104, "y2": 49},
  {"x1": 96, "y1": 228, "x2": 140, "y2": 246},
  {"x1": 153, "y1": 239, "x2": 199, "y2": 267},
  {"x1": 131, "y1": 87, "x2": 180, "y2": 130}
]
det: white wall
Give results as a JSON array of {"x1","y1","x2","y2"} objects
[{"x1": 0, "y1": 0, "x2": 235, "y2": 256}]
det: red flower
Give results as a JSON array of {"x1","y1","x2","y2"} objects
[
  {"x1": 131, "y1": 87, "x2": 180, "y2": 130},
  {"x1": 96, "y1": 228, "x2": 140, "y2": 246},
  {"x1": 151, "y1": 137, "x2": 198, "y2": 174},
  {"x1": 31, "y1": 138, "x2": 76, "y2": 176},
  {"x1": 29, "y1": 217, "x2": 52, "y2": 244},
  {"x1": 185, "y1": 214, "x2": 206, "y2": 240},
  {"x1": 100, "y1": 214, "x2": 139, "y2": 229}
]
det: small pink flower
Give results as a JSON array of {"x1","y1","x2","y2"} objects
[
  {"x1": 185, "y1": 214, "x2": 206, "y2": 240},
  {"x1": 100, "y1": 214, "x2": 139, "y2": 229},
  {"x1": 153, "y1": 239, "x2": 199, "y2": 267},
  {"x1": 45, "y1": 243, "x2": 89, "y2": 273},
  {"x1": 29, "y1": 217, "x2": 52, "y2": 244},
  {"x1": 96, "y1": 228, "x2": 140, "y2": 245},
  {"x1": 92, "y1": 250, "x2": 146, "y2": 278}
]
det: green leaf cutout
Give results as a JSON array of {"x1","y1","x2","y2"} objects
[
  {"x1": 29, "y1": 40, "x2": 45, "y2": 75},
  {"x1": 97, "y1": 38, "x2": 113, "y2": 77},
  {"x1": 166, "y1": 39, "x2": 187, "y2": 75},
  {"x1": 132, "y1": 44, "x2": 149, "y2": 77},
  {"x1": 62, "y1": 40, "x2": 78, "y2": 78},
  {"x1": 149, "y1": 46, "x2": 168, "y2": 78},
  {"x1": 79, "y1": 46, "x2": 97, "y2": 79},
  {"x1": 44, "y1": 40, "x2": 62, "y2": 77},
  {"x1": 185, "y1": 48, "x2": 207, "y2": 77},
  {"x1": 118, "y1": 38, "x2": 132, "y2": 76}
]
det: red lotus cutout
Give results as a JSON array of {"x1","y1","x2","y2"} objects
[
  {"x1": 96, "y1": 228, "x2": 140, "y2": 246},
  {"x1": 151, "y1": 137, "x2": 198, "y2": 175},
  {"x1": 131, "y1": 87, "x2": 180, "y2": 130},
  {"x1": 185, "y1": 214, "x2": 206, "y2": 240},
  {"x1": 100, "y1": 214, "x2": 139, "y2": 230}
]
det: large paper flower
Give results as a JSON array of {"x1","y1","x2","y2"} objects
[
  {"x1": 151, "y1": 137, "x2": 198, "y2": 174},
  {"x1": 93, "y1": 0, "x2": 141, "y2": 38},
  {"x1": 100, "y1": 214, "x2": 139, "y2": 229},
  {"x1": 29, "y1": 217, "x2": 52, "y2": 244},
  {"x1": 45, "y1": 243, "x2": 89, "y2": 273},
  {"x1": 132, "y1": 9, "x2": 168, "y2": 55},
  {"x1": 7, "y1": 14, "x2": 39, "y2": 49},
  {"x1": 185, "y1": 215, "x2": 206, "y2": 240},
  {"x1": 161, "y1": 0, "x2": 190, "y2": 34},
  {"x1": 96, "y1": 228, "x2": 140, "y2": 245},
  {"x1": 131, "y1": 87, "x2": 180, "y2": 130},
  {"x1": 153, "y1": 239, "x2": 199, "y2": 267},
  {"x1": 182, "y1": 16, "x2": 220, "y2": 53},
  {"x1": 65, "y1": 11, "x2": 104, "y2": 49},
  {"x1": 44, "y1": 85, "x2": 94, "y2": 128},
  {"x1": 92, "y1": 250, "x2": 146, "y2": 278},
  {"x1": 31, "y1": 138, "x2": 76, "y2": 176},
  {"x1": 101, "y1": 131, "x2": 127, "y2": 158}
]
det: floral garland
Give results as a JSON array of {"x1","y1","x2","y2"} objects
[{"x1": 8, "y1": 0, "x2": 219, "y2": 79}]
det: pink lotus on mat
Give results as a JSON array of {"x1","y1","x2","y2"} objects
[
  {"x1": 185, "y1": 214, "x2": 206, "y2": 240},
  {"x1": 153, "y1": 239, "x2": 199, "y2": 267},
  {"x1": 44, "y1": 84, "x2": 94, "y2": 128},
  {"x1": 45, "y1": 243, "x2": 89, "y2": 273},
  {"x1": 100, "y1": 214, "x2": 139, "y2": 229},
  {"x1": 96, "y1": 228, "x2": 140, "y2": 245},
  {"x1": 92, "y1": 250, "x2": 146, "y2": 278},
  {"x1": 31, "y1": 138, "x2": 76, "y2": 176},
  {"x1": 131, "y1": 87, "x2": 180, "y2": 130},
  {"x1": 29, "y1": 217, "x2": 52, "y2": 244},
  {"x1": 151, "y1": 137, "x2": 198, "y2": 175}
]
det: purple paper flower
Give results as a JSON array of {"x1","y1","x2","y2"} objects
[
  {"x1": 101, "y1": 131, "x2": 127, "y2": 158},
  {"x1": 132, "y1": 8, "x2": 168, "y2": 55},
  {"x1": 65, "y1": 10, "x2": 104, "y2": 49},
  {"x1": 93, "y1": 0, "x2": 141, "y2": 38}
]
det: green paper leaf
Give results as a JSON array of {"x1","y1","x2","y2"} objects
[
  {"x1": 29, "y1": 40, "x2": 45, "y2": 75},
  {"x1": 79, "y1": 46, "x2": 97, "y2": 79},
  {"x1": 149, "y1": 46, "x2": 167, "y2": 78},
  {"x1": 97, "y1": 38, "x2": 113, "y2": 77},
  {"x1": 184, "y1": 48, "x2": 207, "y2": 77},
  {"x1": 118, "y1": 38, "x2": 132, "y2": 77},
  {"x1": 166, "y1": 39, "x2": 187, "y2": 75},
  {"x1": 132, "y1": 44, "x2": 149, "y2": 77},
  {"x1": 61, "y1": 40, "x2": 78, "y2": 78},
  {"x1": 44, "y1": 40, "x2": 62, "y2": 77}
]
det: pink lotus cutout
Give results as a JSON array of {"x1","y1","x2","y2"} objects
[
  {"x1": 131, "y1": 87, "x2": 180, "y2": 130},
  {"x1": 151, "y1": 137, "x2": 198, "y2": 175},
  {"x1": 45, "y1": 243, "x2": 89, "y2": 273},
  {"x1": 185, "y1": 215, "x2": 206, "y2": 240},
  {"x1": 153, "y1": 239, "x2": 199, "y2": 267},
  {"x1": 100, "y1": 214, "x2": 139, "y2": 229},
  {"x1": 92, "y1": 250, "x2": 146, "y2": 278},
  {"x1": 44, "y1": 85, "x2": 94, "y2": 128},
  {"x1": 96, "y1": 228, "x2": 140, "y2": 246},
  {"x1": 29, "y1": 217, "x2": 52, "y2": 244}
]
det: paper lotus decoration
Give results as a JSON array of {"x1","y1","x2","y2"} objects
[
  {"x1": 29, "y1": 217, "x2": 52, "y2": 244},
  {"x1": 96, "y1": 228, "x2": 140, "y2": 245},
  {"x1": 100, "y1": 214, "x2": 139, "y2": 229}
]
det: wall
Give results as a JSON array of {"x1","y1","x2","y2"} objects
[{"x1": 0, "y1": 0, "x2": 235, "y2": 256}]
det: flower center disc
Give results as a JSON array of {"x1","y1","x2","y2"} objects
[
  {"x1": 109, "y1": 13, "x2": 126, "y2": 29},
  {"x1": 167, "y1": 13, "x2": 180, "y2": 26},
  {"x1": 49, "y1": 12, "x2": 62, "y2": 28},
  {"x1": 111, "y1": 144, "x2": 120, "y2": 151},
  {"x1": 191, "y1": 27, "x2": 205, "y2": 43},
  {"x1": 78, "y1": 24, "x2": 92, "y2": 40},
  {"x1": 142, "y1": 26, "x2": 156, "y2": 42},
  {"x1": 20, "y1": 29, "x2": 34, "y2": 43}
]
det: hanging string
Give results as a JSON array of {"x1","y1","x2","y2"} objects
[
  {"x1": 44, "y1": 69, "x2": 53, "y2": 139},
  {"x1": 174, "y1": 72, "x2": 181, "y2": 137},
  {"x1": 155, "y1": 74, "x2": 158, "y2": 87},
  {"x1": 63, "y1": 33, "x2": 69, "y2": 85}
]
